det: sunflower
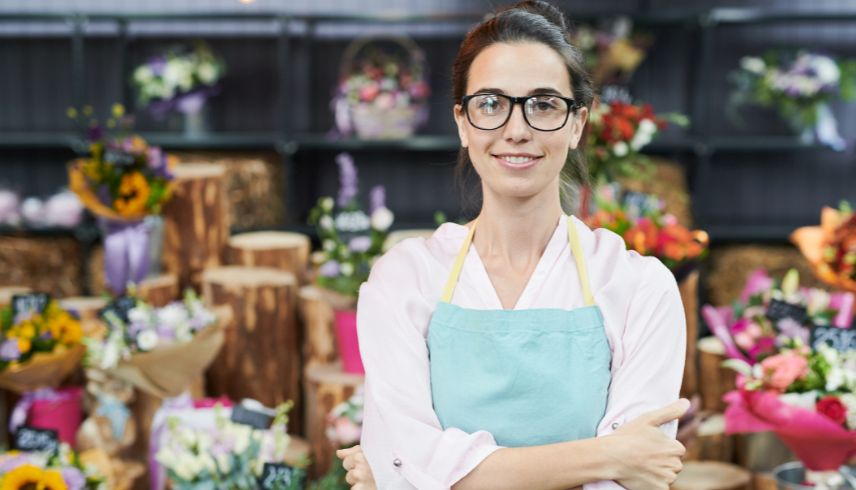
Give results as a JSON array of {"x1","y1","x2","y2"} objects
[
  {"x1": 114, "y1": 171, "x2": 151, "y2": 217},
  {"x1": 0, "y1": 464, "x2": 68, "y2": 490}
]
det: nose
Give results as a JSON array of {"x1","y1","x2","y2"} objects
[{"x1": 501, "y1": 103, "x2": 532, "y2": 142}]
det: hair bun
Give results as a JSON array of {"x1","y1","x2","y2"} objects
[{"x1": 512, "y1": 0, "x2": 569, "y2": 32}]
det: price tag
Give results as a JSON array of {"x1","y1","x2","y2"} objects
[
  {"x1": 11, "y1": 293, "x2": 50, "y2": 319},
  {"x1": 765, "y1": 299, "x2": 808, "y2": 326},
  {"x1": 99, "y1": 296, "x2": 137, "y2": 324},
  {"x1": 14, "y1": 426, "x2": 59, "y2": 455},
  {"x1": 230, "y1": 401, "x2": 274, "y2": 430},
  {"x1": 811, "y1": 326, "x2": 856, "y2": 352},
  {"x1": 258, "y1": 463, "x2": 303, "y2": 490}
]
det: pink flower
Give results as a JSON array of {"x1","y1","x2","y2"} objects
[
  {"x1": 816, "y1": 396, "x2": 848, "y2": 426},
  {"x1": 735, "y1": 331, "x2": 755, "y2": 350},
  {"x1": 359, "y1": 83, "x2": 380, "y2": 102},
  {"x1": 761, "y1": 352, "x2": 809, "y2": 392}
]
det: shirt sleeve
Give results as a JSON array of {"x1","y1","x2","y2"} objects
[
  {"x1": 357, "y1": 249, "x2": 502, "y2": 489},
  {"x1": 583, "y1": 257, "x2": 687, "y2": 490}
]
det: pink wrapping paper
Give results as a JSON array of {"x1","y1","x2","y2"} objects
[{"x1": 724, "y1": 389, "x2": 856, "y2": 471}]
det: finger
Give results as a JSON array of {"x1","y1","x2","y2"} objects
[
  {"x1": 346, "y1": 470, "x2": 358, "y2": 485},
  {"x1": 336, "y1": 445, "x2": 361, "y2": 459},
  {"x1": 641, "y1": 399, "x2": 690, "y2": 426}
]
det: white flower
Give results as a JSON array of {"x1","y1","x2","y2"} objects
[
  {"x1": 779, "y1": 391, "x2": 818, "y2": 411},
  {"x1": 826, "y1": 366, "x2": 847, "y2": 392},
  {"x1": 811, "y1": 55, "x2": 840, "y2": 85},
  {"x1": 740, "y1": 56, "x2": 766, "y2": 74},
  {"x1": 127, "y1": 306, "x2": 149, "y2": 326},
  {"x1": 612, "y1": 141, "x2": 629, "y2": 158},
  {"x1": 158, "y1": 303, "x2": 189, "y2": 329},
  {"x1": 320, "y1": 197, "x2": 334, "y2": 212},
  {"x1": 100, "y1": 334, "x2": 122, "y2": 370},
  {"x1": 336, "y1": 211, "x2": 371, "y2": 232},
  {"x1": 322, "y1": 239, "x2": 336, "y2": 252},
  {"x1": 340, "y1": 262, "x2": 354, "y2": 277},
  {"x1": 371, "y1": 207, "x2": 394, "y2": 231},
  {"x1": 136, "y1": 329, "x2": 159, "y2": 351},
  {"x1": 197, "y1": 62, "x2": 218, "y2": 85},
  {"x1": 840, "y1": 393, "x2": 856, "y2": 430},
  {"x1": 637, "y1": 118, "x2": 657, "y2": 136},
  {"x1": 319, "y1": 215, "x2": 334, "y2": 231},
  {"x1": 133, "y1": 65, "x2": 153, "y2": 84},
  {"x1": 629, "y1": 131, "x2": 652, "y2": 151},
  {"x1": 215, "y1": 453, "x2": 231, "y2": 473}
]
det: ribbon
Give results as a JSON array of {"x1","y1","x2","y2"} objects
[
  {"x1": 94, "y1": 393, "x2": 131, "y2": 441},
  {"x1": 815, "y1": 103, "x2": 846, "y2": 151},
  {"x1": 101, "y1": 217, "x2": 153, "y2": 295}
]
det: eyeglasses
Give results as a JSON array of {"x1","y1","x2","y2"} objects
[{"x1": 461, "y1": 93, "x2": 579, "y2": 132}]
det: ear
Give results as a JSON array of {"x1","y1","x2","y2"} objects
[
  {"x1": 568, "y1": 106, "x2": 589, "y2": 150},
  {"x1": 453, "y1": 104, "x2": 469, "y2": 148}
]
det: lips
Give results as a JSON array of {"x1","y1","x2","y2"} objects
[{"x1": 492, "y1": 153, "x2": 542, "y2": 170}]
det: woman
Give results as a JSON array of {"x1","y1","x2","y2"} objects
[{"x1": 339, "y1": 2, "x2": 688, "y2": 488}]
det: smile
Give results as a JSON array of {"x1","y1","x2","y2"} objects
[{"x1": 492, "y1": 153, "x2": 542, "y2": 170}]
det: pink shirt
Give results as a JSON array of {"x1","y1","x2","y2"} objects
[{"x1": 357, "y1": 215, "x2": 686, "y2": 489}]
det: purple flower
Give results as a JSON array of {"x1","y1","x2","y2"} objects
[
  {"x1": 128, "y1": 321, "x2": 146, "y2": 338},
  {"x1": 156, "y1": 323, "x2": 176, "y2": 341},
  {"x1": 0, "y1": 339, "x2": 20, "y2": 361},
  {"x1": 12, "y1": 310, "x2": 34, "y2": 325},
  {"x1": 319, "y1": 260, "x2": 340, "y2": 278},
  {"x1": 777, "y1": 318, "x2": 810, "y2": 345},
  {"x1": 61, "y1": 467, "x2": 87, "y2": 490},
  {"x1": 0, "y1": 453, "x2": 32, "y2": 472},
  {"x1": 349, "y1": 236, "x2": 372, "y2": 253},
  {"x1": 369, "y1": 185, "x2": 386, "y2": 214},
  {"x1": 87, "y1": 123, "x2": 104, "y2": 142},
  {"x1": 149, "y1": 55, "x2": 167, "y2": 76},
  {"x1": 336, "y1": 152, "x2": 358, "y2": 207}
]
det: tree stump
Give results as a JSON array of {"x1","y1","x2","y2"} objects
[
  {"x1": 698, "y1": 336, "x2": 736, "y2": 412},
  {"x1": 226, "y1": 231, "x2": 311, "y2": 284},
  {"x1": 672, "y1": 461, "x2": 751, "y2": 490},
  {"x1": 683, "y1": 413, "x2": 733, "y2": 462},
  {"x1": 0, "y1": 286, "x2": 30, "y2": 308},
  {"x1": 136, "y1": 273, "x2": 179, "y2": 307},
  {"x1": 678, "y1": 270, "x2": 699, "y2": 397},
  {"x1": 299, "y1": 285, "x2": 338, "y2": 367},
  {"x1": 162, "y1": 164, "x2": 229, "y2": 292},
  {"x1": 59, "y1": 296, "x2": 107, "y2": 337},
  {"x1": 201, "y1": 266, "x2": 301, "y2": 431},
  {"x1": 304, "y1": 362, "x2": 364, "y2": 479}
]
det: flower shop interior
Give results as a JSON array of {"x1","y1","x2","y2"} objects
[{"x1": 1, "y1": 0, "x2": 856, "y2": 488}]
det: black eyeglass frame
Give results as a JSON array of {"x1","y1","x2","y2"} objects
[{"x1": 460, "y1": 93, "x2": 581, "y2": 132}]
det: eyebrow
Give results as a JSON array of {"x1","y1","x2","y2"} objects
[{"x1": 472, "y1": 87, "x2": 568, "y2": 96}]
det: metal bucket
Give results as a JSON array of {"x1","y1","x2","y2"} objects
[{"x1": 773, "y1": 462, "x2": 856, "y2": 490}]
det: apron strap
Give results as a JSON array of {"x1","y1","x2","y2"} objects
[
  {"x1": 440, "y1": 218, "x2": 478, "y2": 303},
  {"x1": 567, "y1": 216, "x2": 596, "y2": 307}
]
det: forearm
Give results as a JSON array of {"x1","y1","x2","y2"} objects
[{"x1": 453, "y1": 436, "x2": 619, "y2": 490}]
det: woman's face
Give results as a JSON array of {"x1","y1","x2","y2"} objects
[{"x1": 454, "y1": 41, "x2": 587, "y2": 201}]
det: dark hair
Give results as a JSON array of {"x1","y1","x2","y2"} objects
[{"x1": 452, "y1": 0, "x2": 593, "y2": 211}]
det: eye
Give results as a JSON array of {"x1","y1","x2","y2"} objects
[
  {"x1": 476, "y1": 95, "x2": 504, "y2": 115},
  {"x1": 530, "y1": 96, "x2": 562, "y2": 112}
]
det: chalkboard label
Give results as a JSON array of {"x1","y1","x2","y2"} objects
[
  {"x1": 258, "y1": 463, "x2": 303, "y2": 490},
  {"x1": 13, "y1": 426, "x2": 59, "y2": 455},
  {"x1": 11, "y1": 293, "x2": 50, "y2": 319},
  {"x1": 230, "y1": 403, "x2": 273, "y2": 430},
  {"x1": 765, "y1": 299, "x2": 808, "y2": 326},
  {"x1": 99, "y1": 296, "x2": 137, "y2": 324},
  {"x1": 811, "y1": 326, "x2": 856, "y2": 352}
]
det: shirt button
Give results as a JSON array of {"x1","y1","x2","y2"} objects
[
  {"x1": 393, "y1": 458, "x2": 402, "y2": 467},
  {"x1": 611, "y1": 422, "x2": 620, "y2": 430}
]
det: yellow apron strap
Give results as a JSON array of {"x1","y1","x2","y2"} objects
[
  {"x1": 567, "y1": 216, "x2": 596, "y2": 307},
  {"x1": 440, "y1": 218, "x2": 478, "y2": 303}
]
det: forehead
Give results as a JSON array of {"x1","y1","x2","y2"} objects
[{"x1": 467, "y1": 41, "x2": 573, "y2": 95}]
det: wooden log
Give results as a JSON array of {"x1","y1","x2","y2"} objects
[
  {"x1": 0, "y1": 236, "x2": 83, "y2": 297},
  {"x1": 678, "y1": 270, "x2": 699, "y2": 398},
  {"x1": 162, "y1": 164, "x2": 229, "y2": 292},
  {"x1": 698, "y1": 336, "x2": 736, "y2": 412},
  {"x1": 683, "y1": 412, "x2": 733, "y2": 462},
  {"x1": 202, "y1": 266, "x2": 301, "y2": 431},
  {"x1": 304, "y1": 362, "x2": 364, "y2": 479},
  {"x1": 226, "y1": 231, "x2": 311, "y2": 284},
  {"x1": 672, "y1": 461, "x2": 751, "y2": 490},
  {"x1": 751, "y1": 472, "x2": 778, "y2": 490},
  {"x1": 299, "y1": 285, "x2": 338, "y2": 367},
  {"x1": 0, "y1": 286, "x2": 31, "y2": 308},
  {"x1": 136, "y1": 273, "x2": 179, "y2": 307}
]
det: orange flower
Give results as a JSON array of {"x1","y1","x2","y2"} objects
[{"x1": 114, "y1": 171, "x2": 151, "y2": 217}]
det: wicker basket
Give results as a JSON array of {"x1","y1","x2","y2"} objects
[{"x1": 335, "y1": 36, "x2": 429, "y2": 140}]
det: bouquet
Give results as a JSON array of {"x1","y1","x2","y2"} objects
[
  {"x1": 792, "y1": 202, "x2": 856, "y2": 294},
  {"x1": 67, "y1": 104, "x2": 177, "y2": 294},
  {"x1": 308, "y1": 153, "x2": 393, "y2": 304},
  {"x1": 586, "y1": 100, "x2": 686, "y2": 184},
  {"x1": 0, "y1": 189, "x2": 83, "y2": 229},
  {"x1": 156, "y1": 402, "x2": 304, "y2": 490},
  {"x1": 723, "y1": 341, "x2": 856, "y2": 476},
  {"x1": 703, "y1": 269, "x2": 854, "y2": 364},
  {"x1": 332, "y1": 37, "x2": 430, "y2": 139},
  {"x1": 84, "y1": 291, "x2": 226, "y2": 398},
  {"x1": 0, "y1": 443, "x2": 106, "y2": 490},
  {"x1": 0, "y1": 294, "x2": 85, "y2": 393},
  {"x1": 586, "y1": 190, "x2": 707, "y2": 279},
  {"x1": 730, "y1": 50, "x2": 856, "y2": 149},
  {"x1": 570, "y1": 18, "x2": 653, "y2": 90},
  {"x1": 132, "y1": 42, "x2": 226, "y2": 118},
  {"x1": 312, "y1": 390, "x2": 364, "y2": 490}
]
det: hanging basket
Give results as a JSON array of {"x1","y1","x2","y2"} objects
[{"x1": 334, "y1": 35, "x2": 430, "y2": 140}]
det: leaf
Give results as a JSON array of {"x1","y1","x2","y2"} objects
[{"x1": 722, "y1": 358, "x2": 754, "y2": 377}]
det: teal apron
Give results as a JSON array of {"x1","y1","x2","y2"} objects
[{"x1": 428, "y1": 216, "x2": 612, "y2": 447}]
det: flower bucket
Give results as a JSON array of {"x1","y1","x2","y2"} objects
[
  {"x1": 773, "y1": 461, "x2": 855, "y2": 490},
  {"x1": 352, "y1": 104, "x2": 422, "y2": 140},
  {"x1": 98, "y1": 215, "x2": 164, "y2": 295},
  {"x1": 19, "y1": 387, "x2": 83, "y2": 447},
  {"x1": 334, "y1": 309, "x2": 364, "y2": 374}
]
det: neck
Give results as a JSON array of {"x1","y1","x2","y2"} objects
[{"x1": 473, "y1": 181, "x2": 564, "y2": 265}]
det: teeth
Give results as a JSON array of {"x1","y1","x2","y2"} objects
[{"x1": 500, "y1": 155, "x2": 536, "y2": 164}]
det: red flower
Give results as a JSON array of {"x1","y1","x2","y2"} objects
[{"x1": 816, "y1": 396, "x2": 848, "y2": 426}]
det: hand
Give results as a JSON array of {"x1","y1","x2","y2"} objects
[
  {"x1": 337, "y1": 445, "x2": 377, "y2": 490},
  {"x1": 603, "y1": 399, "x2": 690, "y2": 490}
]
